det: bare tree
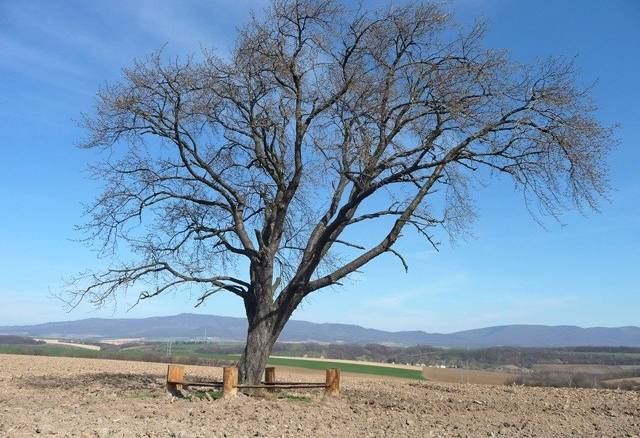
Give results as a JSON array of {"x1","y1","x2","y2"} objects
[{"x1": 71, "y1": 0, "x2": 613, "y2": 383}]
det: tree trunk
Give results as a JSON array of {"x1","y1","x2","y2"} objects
[
  {"x1": 238, "y1": 312, "x2": 278, "y2": 384},
  {"x1": 239, "y1": 264, "x2": 298, "y2": 384}
]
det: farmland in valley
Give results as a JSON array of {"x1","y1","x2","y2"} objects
[{"x1": 3, "y1": 336, "x2": 640, "y2": 387}]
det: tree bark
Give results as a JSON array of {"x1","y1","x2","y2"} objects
[
  {"x1": 238, "y1": 279, "x2": 299, "y2": 384},
  {"x1": 238, "y1": 315, "x2": 277, "y2": 384}
]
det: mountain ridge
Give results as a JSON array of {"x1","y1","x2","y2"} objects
[{"x1": 1, "y1": 313, "x2": 639, "y2": 348}]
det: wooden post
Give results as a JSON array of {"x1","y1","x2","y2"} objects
[
  {"x1": 223, "y1": 367, "x2": 238, "y2": 397},
  {"x1": 264, "y1": 367, "x2": 276, "y2": 391},
  {"x1": 166, "y1": 364, "x2": 184, "y2": 394},
  {"x1": 325, "y1": 368, "x2": 340, "y2": 396}
]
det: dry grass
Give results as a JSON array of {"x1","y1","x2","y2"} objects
[
  {"x1": 513, "y1": 364, "x2": 640, "y2": 389},
  {"x1": 421, "y1": 367, "x2": 514, "y2": 385},
  {"x1": 603, "y1": 377, "x2": 640, "y2": 391}
]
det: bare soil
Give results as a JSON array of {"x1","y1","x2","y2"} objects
[
  {"x1": 421, "y1": 367, "x2": 514, "y2": 385},
  {"x1": 1, "y1": 354, "x2": 639, "y2": 437}
]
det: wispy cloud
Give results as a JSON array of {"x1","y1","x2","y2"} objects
[
  {"x1": 0, "y1": 36, "x2": 83, "y2": 77},
  {"x1": 367, "y1": 271, "x2": 471, "y2": 309},
  {"x1": 118, "y1": 0, "x2": 268, "y2": 56}
]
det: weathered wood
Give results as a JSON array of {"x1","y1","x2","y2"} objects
[
  {"x1": 183, "y1": 381, "x2": 223, "y2": 388},
  {"x1": 223, "y1": 366, "x2": 238, "y2": 397},
  {"x1": 264, "y1": 367, "x2": 276, "y2": 391},
  {"x1": 182, "y1": 379, "x2": 328, "y2": 388},
  {"x1": 237, "y1": 383, "x2": 327, "y2": 389},
  {"x1": 325, "y1": 368, "x2": 340, "y2": 396},
  {"x1": 165, "y1": 363, "x2": 330, "y2": 397},
  {"x1": 166, "y1": 365, "x2": 185, "y2": 384},
  {"x1": 166, "y1": 364, "x2": 184, "y2": 395}
]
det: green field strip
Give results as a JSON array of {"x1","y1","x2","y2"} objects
[
  {"x1": 197, "y1": 353, "x2": 423, "y2": 379},
  {"x1": 266, "y1": 357, "x2": 424, "y2": 379}
]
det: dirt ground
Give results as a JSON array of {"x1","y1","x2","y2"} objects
[{"x1": 0, "y1": 354, "x2": 638, "y2": 437}]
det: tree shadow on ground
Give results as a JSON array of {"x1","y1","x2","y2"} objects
[{"x1": 15, "y1": 372, "x2": 164, "y2": 392}]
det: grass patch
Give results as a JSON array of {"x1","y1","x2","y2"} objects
[
  {"x1": 186, "y1": 353, "x2": 424, "y2": 379},
  {"x1": 277, "y1": 392, "x2": 312, "y2": 402},
  {"x1": 0, "y1": 344, "x2": 102, "y2": 358},
  {"x1": 0, "y1": 345, "x2": 423, "y2": 380},
  {"x1": 192, "y1": 389, "x2": 223, "y2": 401},
  {"x1": 266, "y1": 357, "x2": 424, "y2": 380},
  {"x1": 0, "y1": 344, "x2": 233, "y2": 368}
]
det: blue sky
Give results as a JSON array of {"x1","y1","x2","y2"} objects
[{"x1": 0, "y1": 0, "x2": 638, "y2": 332}]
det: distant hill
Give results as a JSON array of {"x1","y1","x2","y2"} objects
[{"x1": 1, "y1": 313, "x2": 639, "y2": 347}]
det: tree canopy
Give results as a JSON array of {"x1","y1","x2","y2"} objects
[{"x1": 72, "y1": 0, "x2": 613, "y2": 382}]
